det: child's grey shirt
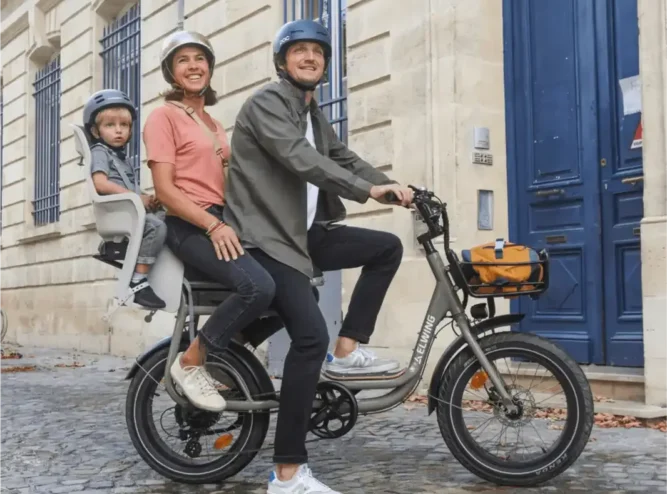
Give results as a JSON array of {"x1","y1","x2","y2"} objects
[{"x1": 90, "y1": 143, "x2": 139, "y2": 193}]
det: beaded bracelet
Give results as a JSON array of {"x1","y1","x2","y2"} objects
[
  {"x1": 206, "y1": 220, "x2": 223, "y2": 236},
  {"x1": 207, "y1": 221, "x2": 226, "y2": 237}
]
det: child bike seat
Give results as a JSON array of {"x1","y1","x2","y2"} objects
[{"x1": 71, "y1": 123, "x2": 183, "y2": 314}]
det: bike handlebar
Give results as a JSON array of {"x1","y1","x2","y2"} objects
[
  {"x1": 382, "y1": 185, "x2": 450, "y2": 253},
  {"x1": 383, "y1": 192, "x2": 400, "y2": 203}
]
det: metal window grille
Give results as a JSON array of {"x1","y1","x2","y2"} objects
[
  {"x1": 1, "y1": 77, "x2": 4, "y2": 233},
  {"x1": 100, "y1": 3, "x2": 141, "y2": 178},
  {"x1": 32, "y1": 56, "x2": 61, "y2": 226},
  {"x1": 284, "y1": 0, "x2": 348, "y2": 142}
]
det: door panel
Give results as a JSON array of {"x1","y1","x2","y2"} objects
[
  {"x1": 505, "y1": 0, "x2": 605, "y2": 364},
  {"x1": 597, "y1": 0, "x2": 644, "y2": 366}
]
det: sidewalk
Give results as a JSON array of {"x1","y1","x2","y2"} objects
[{"x1": 2, "y1": 344, "x2": 666, "y2": 494}]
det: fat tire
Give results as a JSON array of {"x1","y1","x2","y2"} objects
[
  {"x1": 436, "y1": 332, "x2": 594, "y2": 486},
  {"x1": 125, "y1": 347, "x2": 270, "y2": 484}
]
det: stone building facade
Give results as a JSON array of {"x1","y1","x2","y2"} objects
[{"x1": 1, "y1": 0, "x2": 665, "y2": 407}]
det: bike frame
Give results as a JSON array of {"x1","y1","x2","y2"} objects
[{"x1": 160, "y1": 190, "x2": 519, "y2": 415}]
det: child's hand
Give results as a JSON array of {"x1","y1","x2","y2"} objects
[
  {"x1": 149, "y1": 195, "x2": 161, "y2": 210},
  {"x1": 140, "y1": 194, "x2": 152, "y2": 211}
]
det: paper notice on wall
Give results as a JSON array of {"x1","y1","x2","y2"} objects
[{"x1": 619, "y1": 75, "x2": 642, "y2": 115}]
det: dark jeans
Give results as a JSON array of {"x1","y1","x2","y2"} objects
[
  {"x1": 308, "y1": 224, "x2": 403, "y2": 344},
  {"x1": 249, "y1": 249, "x2": 330, "y2": 465},
  {"x1": 255, "y1": 225, "x2": 402, "y2": 464},
  {"x1": 164, "y1": 206, "x2": 276, "y2": 351}
]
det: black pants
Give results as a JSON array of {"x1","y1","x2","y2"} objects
[
  {"x1": 309, "y1": 224, "x2": 403, "y2": 344},
  {"x1": 255, "y1": 225, "x2": 403, "y2": 464},
  {"x1": 164, "y1": 207, "x2": 276, "y2": 351},
  {"x1": 168, "y1": 211, "x2": 402, "y2": 465},
  {"x1": 249, "y1": 249, "x2": 330, "y2": 464}
]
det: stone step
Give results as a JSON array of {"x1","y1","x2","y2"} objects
[{"x1": 501, "y1": 362, "x2": 646, "y2": 403}]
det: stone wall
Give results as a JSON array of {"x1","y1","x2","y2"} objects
[
  {"x1": 0, "y1": 0, "x2": 512, "y2": 369},
  {"x1": 341, "y1": 0, "x2": 510, "y2": 378}
]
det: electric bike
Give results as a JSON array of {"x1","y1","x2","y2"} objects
[{"x1": 109, "y1": 187, "x2": 593, "y2": 487}]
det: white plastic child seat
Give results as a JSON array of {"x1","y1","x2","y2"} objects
[{"x1": 70, "y1": 123, "x2": 184, "y2": 313}]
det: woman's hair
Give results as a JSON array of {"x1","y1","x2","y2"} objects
[{"x1": 161, "y1": 86, "x2": 218, "y2": 106}]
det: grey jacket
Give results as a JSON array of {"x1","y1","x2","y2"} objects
[{"x1": 222, "y1": 79, "x2": 394, "y2": 278}]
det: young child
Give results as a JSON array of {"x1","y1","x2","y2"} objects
[{"x1": 83, "y1": 89, "x2": 166, "y2": 309}]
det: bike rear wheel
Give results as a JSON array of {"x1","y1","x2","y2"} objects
[
  {"x1": 436, "y1": 332, "x2": 594, "y2": 486},
  {"x1": 125, "y1": 347, "x2": 270, "y2": 484}
]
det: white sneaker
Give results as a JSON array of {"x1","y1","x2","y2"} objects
[
  {"x1": 170, "y1": 352, "x2": 226, "y2": 412},
  {"x1": 202, "y1": 365, "x2": 227, "y2": 390},
  {"x1": 267, "y1": 464, "x2": 341, "y2": 493},
  {"x1": 324, "y1": 345, "x2": 400, "y2": 376}
]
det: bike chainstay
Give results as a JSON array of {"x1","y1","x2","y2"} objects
[
  {"x1": 179, "y1": 391, "x2": 481, "y2": 460},
  {"x1": 134, "y1": 358, "x2": 491, "y2": 459}
]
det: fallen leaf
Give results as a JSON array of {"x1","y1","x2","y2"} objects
[
  {"x1": 2, "y1": 365, "x2": 36, "y2": 373},
  {"x1": 407, "y1": 394, "x2": 428, "y2": 404},
  {"x1": 54, "y1": 362, "x2": 85, "y2": 368}
]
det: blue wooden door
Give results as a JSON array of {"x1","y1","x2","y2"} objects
[
  {"x1": 503, "y1": 0, "x2": 644, "y2": 367},
  {"x1": 596, "y1": 0, "x2": 644, "y2": 366}
]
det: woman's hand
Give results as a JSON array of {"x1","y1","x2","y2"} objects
[{"x1": 209, "y1": 224, "x2": 244, "y2": 261}]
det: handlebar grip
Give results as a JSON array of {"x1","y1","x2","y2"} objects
[{"x1": 384, "y1": 192, "x2": 399, "y2": 203}]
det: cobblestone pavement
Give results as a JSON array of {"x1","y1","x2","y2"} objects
[{"x1": 2, "y1": 346, "x2": 666, "y2": 494}]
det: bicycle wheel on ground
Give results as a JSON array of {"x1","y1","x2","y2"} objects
[
  {"x1": 125, "y1": 347, "x2": 270, "y2": 484},
  {"x1": 436, "y1": 332, "x2": 594, "y2": 487},
  {"x1": 1, "y1": 309, "x2": 7, "y2": 342}
]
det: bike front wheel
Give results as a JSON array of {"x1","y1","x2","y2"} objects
[{"x1": 436, "y1": 332, "x2": 594, "y2": 487}]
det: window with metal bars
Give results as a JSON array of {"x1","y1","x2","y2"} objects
[
  {"x1": 1, "y1": 76, "x2": 4, "y2": 233},
  {"x1": 100, "y1": 2, "x2": 141, "y2": 179},
  {"x1": 284, "y1": 0, "x2": 348, "y2": 142},
  {"x1": 32, "y1": 55, "x2": 61, "y2": 226}
]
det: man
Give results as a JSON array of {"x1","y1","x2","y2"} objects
[{"x1": 223, "y1": 19, "x2": 413, "y2": 494}]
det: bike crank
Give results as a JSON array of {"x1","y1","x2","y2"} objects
[{"x1": 309, "y1": 381, "x2": 359, "y2": 439}]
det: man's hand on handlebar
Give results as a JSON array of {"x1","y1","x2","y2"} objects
[
  {"x1": 210, "y1": 224, "x2": 245, "y2": 262},
  {"x1": 369, "y1": 183, "x2": 414, "y2": 207}
]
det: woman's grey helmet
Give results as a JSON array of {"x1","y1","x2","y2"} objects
[
  {"x1": 82, "y1": 89, "x2": 136, "y2": 133},
  {"x1": 160, "y1": 30, "x2": 215, "y2": 84}
]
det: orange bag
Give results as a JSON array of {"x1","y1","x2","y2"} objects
[{"x1": 461, "y1": 239, "x2": 544, "y2": 297}]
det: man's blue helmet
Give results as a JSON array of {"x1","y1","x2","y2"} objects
[{"x1": 273, "y1": 19, "x2": 332, "y2": 76}]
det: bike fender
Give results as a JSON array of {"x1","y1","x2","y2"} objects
[
  {"x1": 125, "y1": 335, "x2": 175, "y2": 380},
  {"x1": 124, "y1": 336, "x2": 275, "y2": 399},
  {"x1": 427, "y1": 314, "x2": 525, "y2": 415}
]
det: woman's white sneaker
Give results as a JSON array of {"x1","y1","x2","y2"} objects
[
  {"x1": 267, "y1": 464, "x2": 341, "y2": 493},
  {"x1": 169, "y1": 352, "x2": 226, "y2": 412}
]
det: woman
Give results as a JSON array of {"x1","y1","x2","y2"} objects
[{"x1": 143, "y1": 31, "x2": 275, "y2": 413}]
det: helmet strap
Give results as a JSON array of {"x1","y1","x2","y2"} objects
[
  {"x1": 279, "y1": 70, "x2": 320, "y2": 92},
  {"x1": 170, "y1": 83, "x2": 209, "y2": 99}
]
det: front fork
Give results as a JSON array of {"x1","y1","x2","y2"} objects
[{"x1": 453, "y1": 312, "x2": 518, "y2": 414}]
